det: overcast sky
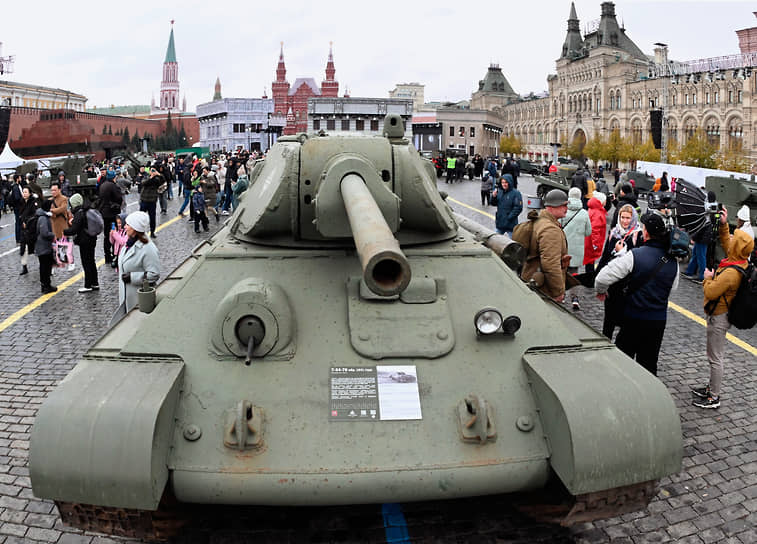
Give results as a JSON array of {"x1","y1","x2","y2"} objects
[{"x1": 2, "y1": 0, "x2": 754, "y2": 111}]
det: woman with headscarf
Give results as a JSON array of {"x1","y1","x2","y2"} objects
[
  {"x1": 118, "y1": 211, "x2": 160, "y2": 313},
  {"x1": 595, "y1": 203, "x2": 643, "y2": 339}
]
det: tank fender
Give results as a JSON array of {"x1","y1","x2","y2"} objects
[
  {"x1": 523, "y1": 348, "x2": 682, "y2": 495},
  {"x1": 30, "y1": 357, "x2": 184, "y2": 510}
]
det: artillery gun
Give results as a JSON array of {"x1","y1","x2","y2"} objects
[
  {"x1": 532, "y1": 163, "x2": 576, "y2": 198},
  {"x1": 705, "y1": 174, "x2": 757, "y2": 229},
  {"x1": 30, "y1": 114, "x2": 682, "y2": 541}
]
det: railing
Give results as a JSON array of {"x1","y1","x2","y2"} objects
[{"x1": 648, "y1": 53, "x2": 757, "y2": 78}]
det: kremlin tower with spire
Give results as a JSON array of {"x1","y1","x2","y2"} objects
[{"x1": 272, "y1": 43, "x2": 339, "y2": 135}]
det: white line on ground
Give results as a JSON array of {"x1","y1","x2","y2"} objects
[{"x1": 0, "y1": 246, "x2": 19, "y2": 258}]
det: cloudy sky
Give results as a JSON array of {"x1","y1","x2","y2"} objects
[{"x1": 1, "y1": 0, "x2": 753, "y2": 111}]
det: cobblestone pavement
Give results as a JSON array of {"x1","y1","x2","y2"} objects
[{"x1": 0, "y1": 175, "x2": 753, "y2": 543}]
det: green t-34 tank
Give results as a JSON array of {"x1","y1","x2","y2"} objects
[{"x1": 29, "y1": 114, "x2": 682, "y2": 541}]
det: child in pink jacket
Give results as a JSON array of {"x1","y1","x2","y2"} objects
[{"x1": 109, "y1": 214, "x2": 129, "y2": 269}]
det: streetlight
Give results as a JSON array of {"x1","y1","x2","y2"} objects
[{"x1": 246, "y1": 125, "x2": 251, "y2": 152}]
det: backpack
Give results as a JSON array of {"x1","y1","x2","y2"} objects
[
  {"x1": 724, "y1": 264, "x2": 757, "y2": 329},
  {"x1": 668, "y1": 226, "x2": 690, "y2": 259},
  {"x1": 511, "y1": 210, "x2": 540, "y2": 253},
  {"x1": 85, "y1": 208, "x2": 104, "y2": 237}
]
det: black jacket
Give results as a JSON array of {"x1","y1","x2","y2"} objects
[
  {"x1": 98, "y1": 179, "x2": 123, "y2": 218},
  {"x1": 64, "y1": 204, "x2": 97, "y2": 246}
]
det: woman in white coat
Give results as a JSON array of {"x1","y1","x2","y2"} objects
[{"x1": 118, "y1": 211, "x2": 160, "y2": 313}]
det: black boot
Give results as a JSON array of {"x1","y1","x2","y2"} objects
[{"x1": 19, "y1": 265, "x2": 28, "y2": 275}]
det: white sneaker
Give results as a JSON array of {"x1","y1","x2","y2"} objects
[
  {"x1": 67, "y1": 263, "x2": 76, "y2": 272},
  {"x1": 221, "y1": 210, "x2": 230, "y2": 216},
  {"x1": 78, "y1": 287, "x2": 93, "y2": 293}
]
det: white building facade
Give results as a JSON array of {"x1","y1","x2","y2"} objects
[
  {"x1": 197, "y1": 98, "x2": 282, "y2": 153},
  {"x1": 308, "y1": 97, "x2": 413, "y2": 138}
]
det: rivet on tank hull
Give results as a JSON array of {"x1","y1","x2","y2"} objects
[
  {"x1": 516, "y1": 416, "x2": 534, "y2": 432},
  {"x1": 184, "y1": 424, "x2": 202, "y2": 441}
]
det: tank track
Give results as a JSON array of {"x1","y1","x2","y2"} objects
[
  {"x1": 516, "y1": 479, "x2": 658, "y2": 526},
  {"x1": 56, "y1": 497, "x2": 189, "y2": 542}
]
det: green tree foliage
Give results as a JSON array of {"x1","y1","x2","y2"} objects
[
  {"x1": 178, "y1": 124, "x2": 187, "y2": 147},
  {"x1": 678, "y1": 129, "x2": 718, "y2": 169},
  {"x1": 102, "y1": 124, "x2": 108, "y2": 135},
  {"x1": 108, "y1": 125, "x2": 113, "y2": 135},
  {"x1": 122, "y1": 126, "x2": 130, "y2": 147},
  {"x1": 582, "y1": 134, "x2": 606, "y2": 164},
  {"x1": 604, "y1": 129, "x2": 625, "y2": 167},
  {"x1": 499, "y1": 133, "x2": 525, "y2": 156},
  {"x1": 717, "y1": 140, "x2": 750, "y2": 173},
  {"x1": 637, "y1": 138, "x2": 661, "y2": 163}
]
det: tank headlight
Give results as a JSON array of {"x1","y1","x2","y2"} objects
[{"x1": 474, "y1": 308, "x2": 503, "y2": 335}]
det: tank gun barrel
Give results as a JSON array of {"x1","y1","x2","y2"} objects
[
  {"x1": 340, "y1": 173, "x2": 411, "y2": 297},
  {"x1": 453, "y1": 213, "x2": 525, "y2": 271}
]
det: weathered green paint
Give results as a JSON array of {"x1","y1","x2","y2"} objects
[{"x1": 29, "y1": 114, "x2": 682, "y2": 515}]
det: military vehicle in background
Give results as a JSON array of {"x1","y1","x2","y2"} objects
[
  {"x1": 705, "y1": 174, "x2": 757, "y2": 228},
  {"x1": 30, "y1": 114, "x2": 682, "y2": 542},
  {"x1": 517, "y1": 158, "x2": 543, "y2": 176},
  {"x1": 620, "y1": 170, "x2": 656, "y2": 194},
  {"x1": 16, "y1": 155, "x2": 98, "y2": 201},
  {"x1": 121, "y1": 150, "x2": 153, "y2": 179},
  {"x1": 532, "y1": 163, "x2": 576, "y2": 198}
]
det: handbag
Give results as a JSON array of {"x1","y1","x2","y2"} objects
[{"x1": 53, "y1": 237, "x2": 74, "y2": 268}]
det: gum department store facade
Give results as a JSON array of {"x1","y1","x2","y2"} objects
[{"x1": 469, "y1": 2, "x2": 757, "y2": 164}]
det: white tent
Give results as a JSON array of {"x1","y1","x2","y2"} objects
[{"x1": 0, "y1": 142, "x2": 26, "y2": 171}]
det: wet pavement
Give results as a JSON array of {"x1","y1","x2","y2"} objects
[{"x1": 0, "y1": 175, "x2": 754, "y2": 543}]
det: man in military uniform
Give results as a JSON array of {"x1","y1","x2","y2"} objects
[{"x1": 521, "y1": 189, "x2": 570, "y2": 303}]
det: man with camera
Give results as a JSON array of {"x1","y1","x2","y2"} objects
[
  {"x1": 594, "y1": 212, "x2": 679, "y2": 376},
  {"x1": 693, "y1": 208, "x2": 755, "y2": 408}
]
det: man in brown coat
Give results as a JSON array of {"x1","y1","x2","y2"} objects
[
  {"x1": 693, "y1": 208, "x2": 755, "y2": 409},
  {"x1": 49, "y1": 182, "x2": 71, "y2": 240},
  {"x1": 521, "y1": 189, "x2": 570, "y2": 302}
]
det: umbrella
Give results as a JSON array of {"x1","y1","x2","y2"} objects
[{"x1": 675, "y1": 177, "x2": 709, "y2": 236}]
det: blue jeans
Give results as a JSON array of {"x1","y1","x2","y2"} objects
[
  {"x1": 685, "y1": 242, "x2": 707, "y2": 279},
  {"x1": 496, "y1": 228, "x2": 513, "y2": 237},
  {"x1": 178, "y1": 192, "x2": 191, "y2": 215},
  {"x1": 167, "y1": 179, "x2": 174, "y2": 199}
]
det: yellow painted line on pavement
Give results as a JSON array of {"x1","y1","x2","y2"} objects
[
  {"x1": 0, "y1": 213, "x2": 185, "y2": 334},
  {"x1": 669, "y1": 301, "x2": 757, "y2": 356},
  {"x1": 447, "y1": 196, "x2": 495, "y2": 220}
]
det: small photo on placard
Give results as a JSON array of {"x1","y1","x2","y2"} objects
[{"x1": 376, "y1": 365, "x2": 422, "y2": 420}]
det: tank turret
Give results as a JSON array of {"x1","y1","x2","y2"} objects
[{"x1": 30, "y1": 114, "x2": 682, "y2": 542}]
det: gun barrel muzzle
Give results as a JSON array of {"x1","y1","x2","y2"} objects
[{"x1": 340, "y1": 173, "x2": 411, "y2": 296}]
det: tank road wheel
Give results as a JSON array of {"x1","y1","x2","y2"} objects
[
  {"x1": 56, "y1": 492, "x2": 190, "y2": 542},
  {"x1": 514, "y1": 479, "x2": 659, "y2": 527}
]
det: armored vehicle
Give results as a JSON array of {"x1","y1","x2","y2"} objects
[
  {"x1": 22, "y1": 155, "x2": 99, "y2": 201},
  {"x1": 620, "y1": 170, "x2": 656, "y2": 194},
  {"x1": 705, "y1": 174, "x2": 757, "y2": 229},
  {"x1": 532, "y1": 163, "x2": 576, "y2": 197},
  {"x1": 30, "y1": 114, "x2": 682, "y2": 541}
]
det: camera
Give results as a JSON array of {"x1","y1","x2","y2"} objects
[
  {"x1": 704, "y1": 201, "x2": 720, "y2": 213},
  {"x1": 647, "y1": 191, "x2": 676, "y2": 211}
]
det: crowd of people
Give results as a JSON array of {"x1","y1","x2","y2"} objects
[
  {"x1": 0, "y1": 148, "x2": 260, "y2": 312},
  {"x1": 483, "y1": 162, "x2": 755, "y2": 411},
  {"x1": 1, "y1": 150, "x2": 755, "y2": 410}
]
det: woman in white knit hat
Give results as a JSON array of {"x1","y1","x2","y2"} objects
[
  {"x1": 118, "y1": 211, "x2": 160, "y2": 313},
  {"x1": 736, "y1": 205, "x2": 754, "y2": 240}
]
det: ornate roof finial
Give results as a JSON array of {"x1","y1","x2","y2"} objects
[{"x1": 279, "y1": 41, "x2": 284, "y2": 61}]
